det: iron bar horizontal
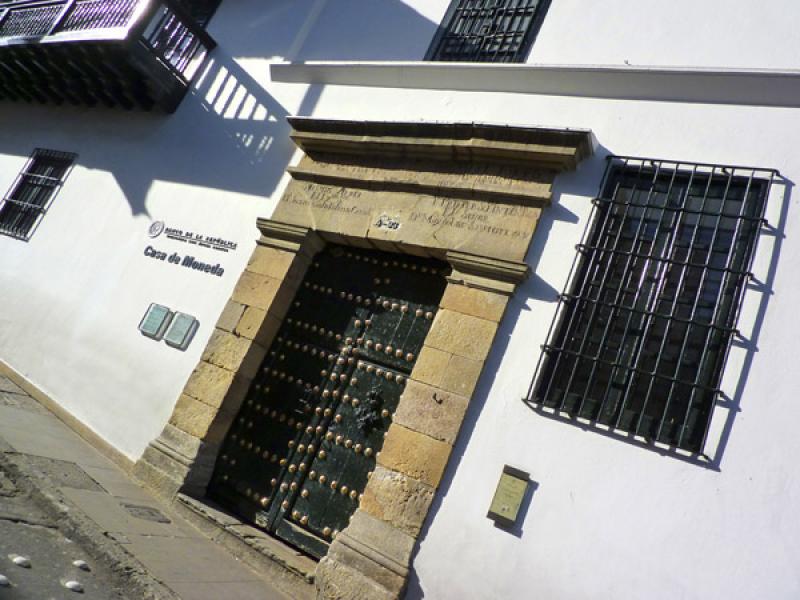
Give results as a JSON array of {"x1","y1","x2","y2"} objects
[
  {"x1": 605, "y1": 154, "x2": 781, "y2": 177},
  {"x1": 536, "y1": 345, "x2": 723, "y2": 396},
  {"x1": 574, "y1": 242, "x2": 755, "y2": 279},
  {"x1": 555, "y1": 293, "x2": 743, "y2": 335},
  {"x1": 0, "y1": 197, "x2": 51, "y2": 211},
  {"x1": 591, "y1": 196, "x2": 767, "y2": 225},
  {"x1": 17, "y1": 171, "x2": 64, "y2": 185}
]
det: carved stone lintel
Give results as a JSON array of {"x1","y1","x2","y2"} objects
[
  {"x1": 286, "y1": 163, "x2": 553, "y2": 207},
  {"x1": 446, "y1": 250, "x2": 531, "y2": 295},
  {"x1": 287, "y1": 117, "x2": 593, "y2": 171}
]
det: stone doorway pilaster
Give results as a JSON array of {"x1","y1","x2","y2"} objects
[{"x1": 135, "y1": 119, "x2": 592, "y2": 599}]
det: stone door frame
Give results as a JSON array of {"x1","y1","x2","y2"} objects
[{"x1": 135, "y1": 119, "x2": 592, "y2": 599}]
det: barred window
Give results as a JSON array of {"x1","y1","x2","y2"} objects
[
  {"x1": 0, "y1": 149, "x2": 75, "y2": 241},
  {"x1": 426, "y1": 0, "x2": 549, "y2": 63},
  {"x1": 528, "y1": 157, "x2": 775, "y2": 454}
]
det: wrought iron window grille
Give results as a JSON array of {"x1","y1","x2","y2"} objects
[
  {"x1": 426, "y1": 0, "x2": 550, "y2": 63},
  {"x1": 525, "y1": 156, "x2": 779, "y2": 456},
  {"x1": 0, "y1": 148, "x2": 76, "y2": 241}
]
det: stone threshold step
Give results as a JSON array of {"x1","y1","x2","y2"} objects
[{"x1": 175, "y1": 494, "x2": 317, "y2": 600}]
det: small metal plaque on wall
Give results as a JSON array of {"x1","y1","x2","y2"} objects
[
  {"x1": 164, "y1": 312, "x2": 198, "y2": 351},
  {"x1": 487, "y1": 465, "x2": 530, "y2": 528},
  {"x1": 138, "y1": 304, "x2": 173, "y2": 341}
]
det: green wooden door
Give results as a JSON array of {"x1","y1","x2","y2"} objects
[{"x1": 209, "y1": 245, "x2": 448, "y2": 558}]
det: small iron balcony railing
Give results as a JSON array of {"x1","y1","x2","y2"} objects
[{"x1": 0, "y1": 0, "x2": 216, "y2": 87}]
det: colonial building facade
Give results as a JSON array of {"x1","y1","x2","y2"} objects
[{"x1": 1, "y1": 1, "x2": 798, "y2": 599}]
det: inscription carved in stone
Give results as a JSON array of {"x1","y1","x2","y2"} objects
[
  {"x1": 409, "y1": 197, "x2": 530, "y2": 240},
  {"x1": 281, "y1": 184, "x2": 370, "y2": 217},
  {"x1": 274, "y1": 179, "x2": 542, "y2": 262},
  {"x1": 289, "y1": 154, "x2": 554, "y2": 205}
]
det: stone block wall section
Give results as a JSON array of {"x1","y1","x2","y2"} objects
[
  {"x1": 134, "y1": 222, "x2": 324, "y2": 498},
  {"x1": 134, "y1": 119, "x2": 593, "y2": 600}
]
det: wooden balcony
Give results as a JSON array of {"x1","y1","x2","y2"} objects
[{"x1": 0, "y1": 0, "x2": 217, "y2": 112}]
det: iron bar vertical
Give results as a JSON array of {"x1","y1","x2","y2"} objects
[
  {"x1": 47, "y1": 0, "x2": 76, "y2": 35},
  {"x1": 574, "y1": 160, "x2": 672, "y2": 420},
  {"x1": 609, "y1": 161, "x2": 687, "y2": 433},
  {"x1": 631, "y1": 163, "x2": 703, "y2": 438},
  {"x1": 674, "y1": 170, "x2": 755, "y2": 450},
  {"x1": 694, "y1": 171, "x2": 776, "y2": 452},
  {"x1": 539, "y1": 158, "x2": 638, "y2": 410},
  {"x1": 659, "y1": 167, "x2": 739, "y2": 446},
  {"x1": 525, "y1": 157, "x2": 614, "y2": 401}
]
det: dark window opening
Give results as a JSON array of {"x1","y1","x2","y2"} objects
[
  {"x1": 426, "y1": 0, "x2": 550, "y2": 63},
  {"x1": 0, "y1": 149, "x2": 75, "y2": 241},
  {"x1": 529, "y1": 157, "x2": 774, "y2": 453}
]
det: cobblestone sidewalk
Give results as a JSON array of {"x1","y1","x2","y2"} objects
[{"x1": 0, "y1": 374, "x2": 289, "y2": 600}]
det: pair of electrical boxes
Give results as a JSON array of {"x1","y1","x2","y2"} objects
[{"x1": 138, "y1": 303, "x2": 198, "y2": 351}]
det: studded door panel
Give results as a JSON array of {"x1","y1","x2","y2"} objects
[{"x1": 209, "y1": 245, "x2": 448, "y2": 558}]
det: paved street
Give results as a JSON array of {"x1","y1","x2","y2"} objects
[
  {"x1": 0, "y1": 466, "x2": 125, "y2": 599},
  {"x1": 0, "y1": 374, "x2": 290, "y2": 600}
]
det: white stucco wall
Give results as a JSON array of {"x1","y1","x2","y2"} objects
[
  {"x1": 0, "y1": 2, "x2": 799, "y2": 599},
  {"x1": 0, "y1": 103, "x2": 279, "y2": 458},
  {"x1": 531, "y1": 0, "x2": 800, "y2": 69}
]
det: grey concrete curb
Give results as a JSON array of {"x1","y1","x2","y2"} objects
[{"x1": 0, "y1": 451, "x2": 181, "y2": 600}]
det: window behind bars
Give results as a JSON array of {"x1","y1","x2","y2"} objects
[
  {"x1": 529, "y1": 158, "x2": 774, "y2": 453},
  {"x1": 427, "y1": 0, "x2": 549, "y2": 63},
  {"x1": 0, "y1": 149, "x2": 75, "y2": 241}
]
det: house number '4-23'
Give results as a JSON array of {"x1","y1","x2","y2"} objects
[{"x1": 374, "y1": 214, "x2": 401, "y2": 230}]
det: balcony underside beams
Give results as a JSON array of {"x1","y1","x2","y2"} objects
[{"x1": 0, "y1": 40, "x2": 191, "y2": 111}]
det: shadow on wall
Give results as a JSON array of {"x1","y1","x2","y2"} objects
[
  {"x1": 713, "y1": 177, "x2": 792, "y2": 469},
  {"x1": 104, "y1": 0, "x2": 439, "y2": 215},
  {"x1": 105, "y1": 51, "x2": 324, "y2": 218},
  {"x1": 107, "y1": 59, "x2": 297, "y2": 218},
  {"x1": 215, "y1": 0, "x2": 442, "y2": 61},
  {"x1": 0, "y1": 0, "x2": 439, "y2": 220}
]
